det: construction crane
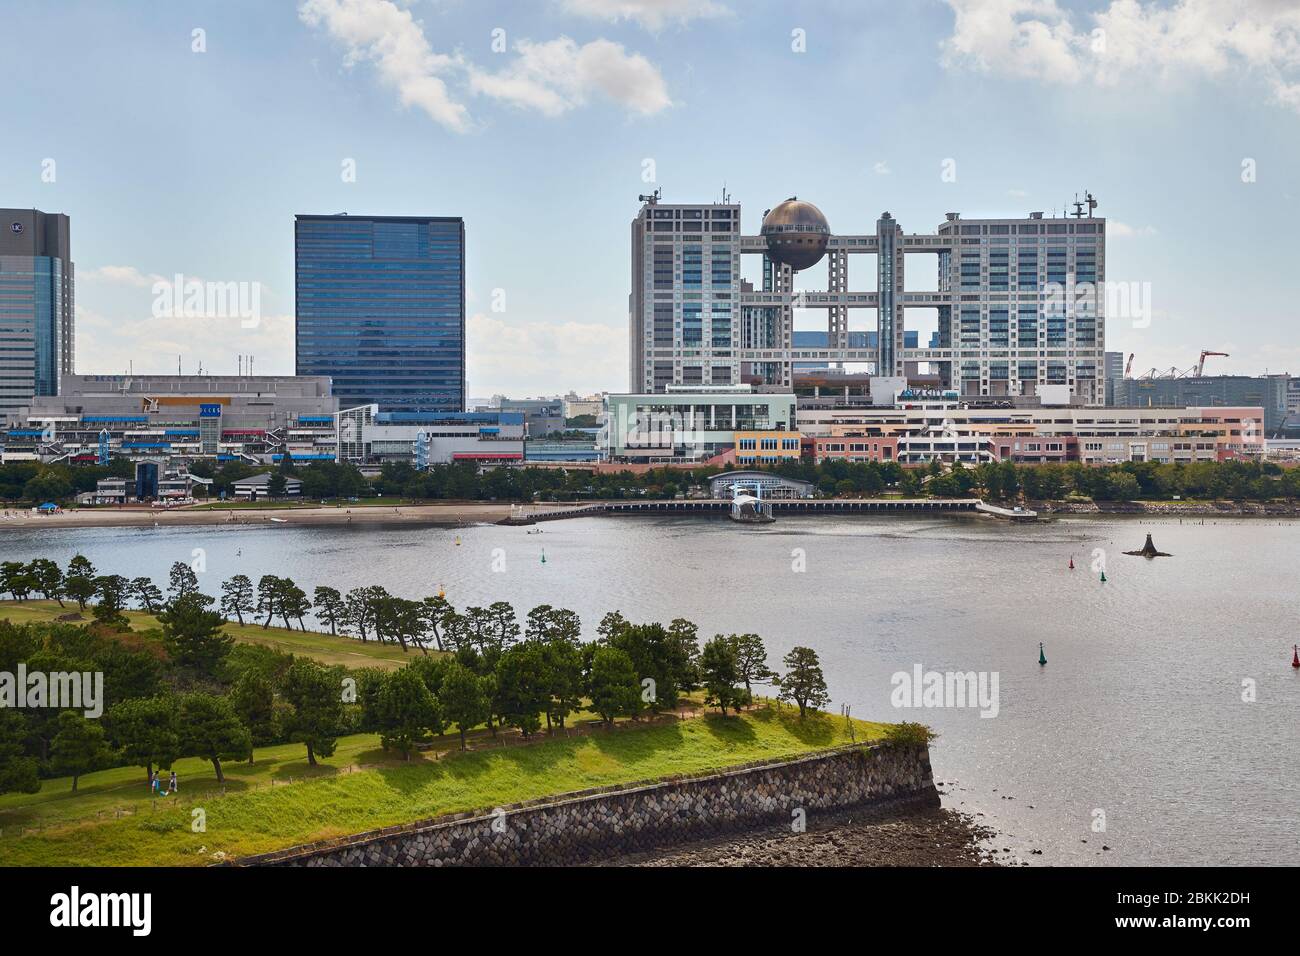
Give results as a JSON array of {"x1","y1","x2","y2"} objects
[
  {"x1": 1124, "y1": 353, "x2": 1134, "y2": 378},
  {"x1": 1196, "y1": 350, "x2": 1228, "y2": 376}
]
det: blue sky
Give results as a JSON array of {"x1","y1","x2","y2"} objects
[{"x1": 4, "y1": 0, "x2": 1300, "y2": 397}]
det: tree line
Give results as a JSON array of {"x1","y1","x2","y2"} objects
[
  {"x1": 0, "y1": 556, "x2": 831, "y2": 794},
  {"x1": 3, "y1": 455, "x2": 1297, "y2": 507}
]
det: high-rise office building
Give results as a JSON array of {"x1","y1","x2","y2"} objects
[
  {"x1": 0, "y1": 209, "x2": 74, "y2": 422},
  {"x1": 1104, "y1": 350, "x2": 1125, "y2": 405},
  {"x1": 295, "y1": 214, "x2": 465, "y2": 413},
  {"x1": 630, "y1": 195, "x2": 1107, "y2": 404}
]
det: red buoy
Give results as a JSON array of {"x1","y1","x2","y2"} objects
[
  {"x1": 1068, "y1": 556, "x2": 1075, "y2": 570},
  {"x1": 1292, "y1": 645, "x2": 1299, "y2": 669}
]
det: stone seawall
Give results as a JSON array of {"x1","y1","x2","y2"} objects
[
  {"x1": 1034, "y1": 499, "x2": 1300, "y2": 516},
  {"x1": 234, "y1": 741, "x2": 938, "y2": 867}
]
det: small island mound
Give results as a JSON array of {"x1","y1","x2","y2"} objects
[{"x1": 1124, "y1": 532, "x2": 1172, "y2": 558}]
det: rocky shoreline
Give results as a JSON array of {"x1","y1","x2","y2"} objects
[{"x1": 601, "y1": 805, "x2": 999, "y2": 867}]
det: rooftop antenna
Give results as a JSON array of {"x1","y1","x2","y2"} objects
[
  {"x1": 1085, "y1": 190, "x2": 1098, "y2": 216},
  {"x1": 1071, "y1": 193, "x2": 1085, "y2": 218},
  {"x1": 638, "y1": 187, "x2": 661, "y2": 205},
  {"x1": 721, "y1": 182, "x2": 731, "y2": 205}
]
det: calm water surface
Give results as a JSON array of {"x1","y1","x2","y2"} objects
[{"x1": 2, "y1": 513, "x2": 1296, "y2": 865}]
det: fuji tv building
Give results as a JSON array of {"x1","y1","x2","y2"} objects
[{"x1": 629, "y1": 194, "x2": 1106, "y2": 405}]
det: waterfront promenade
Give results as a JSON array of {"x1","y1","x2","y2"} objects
[{"x1": 504, "y1": 499, "x2": 1038, "y2": 523}]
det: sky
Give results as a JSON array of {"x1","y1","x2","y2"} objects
[{"x1": 3, "y1": 0, "x2": 1300, "y2": 398}]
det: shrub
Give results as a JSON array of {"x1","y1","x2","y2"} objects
[{"x1": 883, "y1": 721, "x2": 937, "y2": 746}]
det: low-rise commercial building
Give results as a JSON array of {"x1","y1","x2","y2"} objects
[
  {"x1": 709, "y1": 470, "x2": 814, "y2": 500},
  {"x1": 233, "y1": 472, "x2": 302, "y2": 500},
  {"x1": 485, "y1": 398, "x2": 566, "y2": 438},
  {"x1": 734, "y1": 430, "x2": 802, "y2": 465},
  {"x1": 88, "y1": 464, "x2": 201, "y2": 504},
  {"x1": 605, "y1": 385, "x2": 797, "y2": 463},
  {"x1": 1111, "y1": 374, "x2": 1289, "y2": 434},
  {"x1": 336, "y1": 406, "x2": 525, "y2": 467},
  {"x1": 525, "y1": 439, "x2": 601, "y2": 462},
  {"x1": 812, "y1": 436, "x2": 900, "y2": 463},
  {"x1": 562, "y1": 394, "x2": 604, "y2": 420},
  {"x1": 801, "y1": 401, "x2": 1264, "y2": 465},
  {"x1": 0, "y1": 374, "x2": 337, "y2": 465}
]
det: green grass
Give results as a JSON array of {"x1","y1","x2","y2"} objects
[
  {"x1": 0, "y1": 708, "x2": 889, "y2": 866},
  {"x1": 0, "y1": 600, "x2": 418, "y2": 671}
]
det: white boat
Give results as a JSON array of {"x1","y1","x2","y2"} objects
[{"x1": 729, "y1": 485, "x2": 774, "y2": 524}]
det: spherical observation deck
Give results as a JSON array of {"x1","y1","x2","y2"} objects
[{"x1": 760, "y1": 197, "x2": 831, "y2": 271}]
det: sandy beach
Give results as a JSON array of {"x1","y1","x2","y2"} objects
[{"x1": 0, "y1": 502, "x2": 524, "y2": 530}]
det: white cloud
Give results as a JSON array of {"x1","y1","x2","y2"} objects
[
  {"x1": 941, "y1": 0, "x2": 1300, "y2": 113},
  {"x1": 872, "y1": 160, "x2": 892, "y2": 175},
  {"x1": 1108, "y1": 220, "x2": 1159, "y2": 237},
  {"x1": 80, "y1": 265, "x2": 166, "y2": 287},
  {"x1": 559, "y1": 0, "x2": 728, "y2": 31},
  {"x1": 299, "y1": 0, "x2": 673, "y2": 128},
  {"x1": 75, "y1": 305, "x2": 295, "y2": 377},
  {"x1": 1007, "y1": 188, "x2": 1029, "y2": 197},
  {"x1": 469, "y1": 37, "x2": 672, "y2": 116},
  {"x1": 467, "y1": 313, "x2": 626, "y2": 394},
  {"x1": 299, "y1": 0, "x2": 470, "y2": 132}
]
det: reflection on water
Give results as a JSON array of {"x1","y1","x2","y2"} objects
[{"x1": 1, "y1": 513, "x2": 1296, "y2": 865}]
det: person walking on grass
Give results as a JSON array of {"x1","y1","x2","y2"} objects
[{"x1": 169, "y1": 771, "x2": 177, "y2": 794}]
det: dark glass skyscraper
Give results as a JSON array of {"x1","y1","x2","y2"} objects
[
  {"x1": 0, "y1": 209, "x2": 74, "y2": 423},
  {"x1": 295, "y1": 214, "x2": 465, "y2": 413}
]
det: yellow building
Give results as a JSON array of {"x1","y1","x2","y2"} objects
[{"x1": 734, "y1": 430, "x2": 803, "y2": 465}]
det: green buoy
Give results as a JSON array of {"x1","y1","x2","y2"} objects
[
  {"x1": 1100, "y1": 569, "x2": 1107, "y2": 582},
  {"x1": 1038, "y1": 642, "x2": 1047, "y2": 666},
  {"x1": 540, "y1": 549, "x2": 547, "y2": 564}
]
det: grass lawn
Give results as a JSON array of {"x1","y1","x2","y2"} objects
[
  {"x1": 0, "y1": 708, "x2": 889, "y2": 866},
  {"x1": 0, "y1": 600, "x2": 419, "y2": 671}
]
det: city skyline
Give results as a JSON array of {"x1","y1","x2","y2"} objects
[{"x1": 4, "y1": 1, "x2": 1300, "y2": 394}]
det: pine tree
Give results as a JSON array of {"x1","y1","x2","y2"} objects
[{"x1": 777, "y1": 646, "x2": 830, "y2": 719}]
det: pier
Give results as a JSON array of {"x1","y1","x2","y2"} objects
[{"x1": 502, "y1": 498, "x2": 1036, "y2": 525}]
